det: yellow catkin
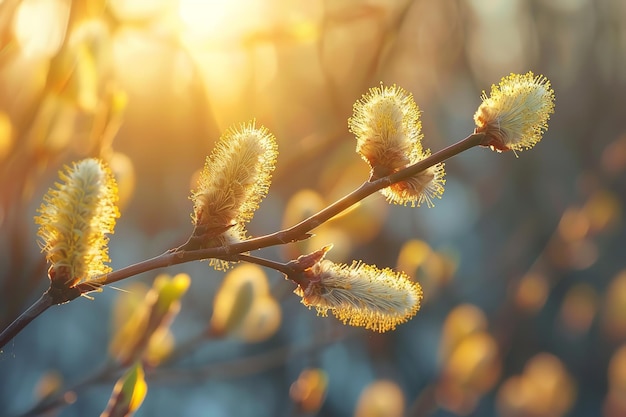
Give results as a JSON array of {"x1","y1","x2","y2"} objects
[
  {"x1": 295, "y1": 260, "x2": 423, "y2": 333},
  {"x1": 380, "y1": 153, "x2": 446, "y2": 208},
  {"x1": 349, "y1": 83, "x2": 422, "y2": 171},
  {"x1": 474, "y1": 72, "x2": 555, "y2": 152},
  {"x1": 349, "y1": 83, "x2": 445, "y2": 207},
  {"x1": 191, "y1": 120, "x2": 278, "y2": 243},
  {"x1": 35, "y1": 158, "x2": 119, "y2": 287}
]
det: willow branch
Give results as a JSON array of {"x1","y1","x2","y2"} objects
[
  {"x1": 233, "y1": 254, "x2": 294, "y2": 275},
  {"x1": 0, "y1": 292, "x2": 53, "y2": 348},
  {"x1": 90, "y1": 131, "x2": 485, "y2": 289},
  {"x1": 1, "y1": 132, "x2": 485, "y2": 348}
]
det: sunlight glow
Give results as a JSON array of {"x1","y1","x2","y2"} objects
[
  {"x1": 13, "y1": 0, "x2": 70, "y2": 58},
  {"x1": 178, "y1": 0, "x2": 269, "y2": 41}
]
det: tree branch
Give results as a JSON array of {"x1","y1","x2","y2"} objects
[
  {"x1": 0, "y1": 292, "x2": 54, "y2": 348},
  {"x1": 90, "y1": 131, "x2": 485, "y2": 288}
]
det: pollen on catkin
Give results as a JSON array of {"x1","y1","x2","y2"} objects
[
  {"x1": 35, "y1": 158, "x2": 119, "y2": 287},
  {"x1": 474, "y1": 72, "x2": 555, "y2": 152},
  {"x1": 295, "y1": 260, "x2": 423, "y2": 333},
  {"x1": 349, "y1": 83, "x2": 422, "y2": 171},
  {"x1": 349, "y1": 83, "x2": 445, "y2": 207},
  {"x1": 381, "y1": 152, "x2": 446, "y2": 208},
  {"x1": 191, "y1": 120, "x2": 278, "y2": 243}
]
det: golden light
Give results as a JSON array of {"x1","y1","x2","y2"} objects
[
  {"x1": 514, "y1": 272, "x2": 549, "y2": 313},
  {"x1": 289, "y1": 368, "x2": 328, "y2": 414},
  {"x1": 397, "y1": 239, "x2": 432, "y2": 274},
  {"x1": 354, "y1": 380, "x2": 405, "y2": 417},
  {"x1": 108, "y1": 0, "x2": 171, "y2": 21},
  {"x1": 605, "y1": 345, "x2": 626, "y2": 417},
  {"x1": 0, "y1": 112, "x2": 13, "y2": 161},
  {"x1": 582, "y1": 190, "x2": 621, "y2": 233},
  {"x1": 111, "y1": 26, "x2": 175, "y2": 95},
  {"x1": 608, "y1": 345, "x2": 626, "y2": 391},
  {"x1": 497, "y1": 353, "x2": 576, "y2": 417},
  {"x1": 35, "y1": 371, "x2": 63, "y2": 400},
  {"x1": 444, "y1": 332, "x2": 500, "y2": 390},
  {"x1": 437, "y1": 331, "x2": 501, "y2": 415},
  {"x1": 210, "y1": 264, "x2": 282, "y2": 342},
  {"x1": 439, "y1": 303, "x2": 487, "y2": 361},
  {"x1": 281, "y1": 189, "x2": 353, "y2": 262},
  {"x1": 558, "y1": 283, "x2": 598, "y2": 336},
  {"x1": 178, "y1": 0, "x2": 269, "y2": 42},
  {"x1": 558, "y1": 207, "x2": 590, "y2": 242},
  {"x1": 602, "y1": 271, "x2": 626, "y2": 340},
  {"x1": 109, "y1": 152, "x2": 136, "y2": 211},
  {"x1": 13, "y1": 0, "x2": 70, "y2": 58},
  {"x1": 233, "y1": 295, "x2": 282, "y2": 343}
]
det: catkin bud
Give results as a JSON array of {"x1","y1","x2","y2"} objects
[
  {"x1": 349, "y1": 83, "x2": 421, "y2": 172},
  {"x1": 474, "y1": 72, "x2": 555, "y2": 152},
  {"x1": 35, "y1": 158, "x2": 119, "y2": 288},
  {"x1": 349, "y1": 83, "x2": 445, "y2": 207},
  {"x1": 380, "y1": 156, "x2": 445, "y2": 208},
  {"x1": 294, "y1": 259, "x2": 423, "y2": 333},
  {"x1": 191, "y1": 120, "x2": 278, "y2": 246}
]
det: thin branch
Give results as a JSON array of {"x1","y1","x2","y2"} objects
[
  {"x1": 233, "y1": 253, "x2": 293, "y2": 275},
  {"x1": 202, "y1": 131, "x2": 486, "y2": 257},
  {"x1": 90, "y1": 131, "x2": 485, "y2": 289},
  {"x1": 0, "y1": 292, "x2": 54, "y2": 349}
]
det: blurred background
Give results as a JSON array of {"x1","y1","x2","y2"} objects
[{"x1": 1, "y1": 0, "x2": 626, "y2": 416}]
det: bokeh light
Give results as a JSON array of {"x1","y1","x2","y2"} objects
[
  {"x1": 604, "y1": 344, "x2": 626, "y2": 417},
  {"x1": 514, "y1": 271, "x2": 549, "y2": 313},
  {"x1": 0, "y1": 112, "x2": 13, "y2": 161},
  {"x1": 210, "y1": 264, "x2": 281, "y2": 342},
  {"x1": 289, "y1": 368, "x2": 328, "y2": 414},
  {"x1": 178, "y1": 0, "x2": 270, "y2": 42},
  {"x1": 602, "y1": 270, "x2": 626, "y2": 341},
  {"x1": 558, "y1": 282, "x2": 598, "y2": 336},
  {"x1": 437, "y1": 304, "x2": 500, "y2": 415},
  {"x1": 13, "y1": 0, "x2": 70, "y2": 58},
  {"x1": 440, "y1": 303, "x2": 487, "y2": 361},
  {"x1": 496, "y1": 353, "x2": 576, "y2": 417},
  {"x1": 354, "y1": 380, "x2": 405, "y2": 417}
]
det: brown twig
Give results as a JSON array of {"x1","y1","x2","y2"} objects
[
  {"x1": 87, "y1": 131, "x2": 485, "y2": 289},
  {"x1": 0, "y1": 292, "x2": 54, "y2": 348}
]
